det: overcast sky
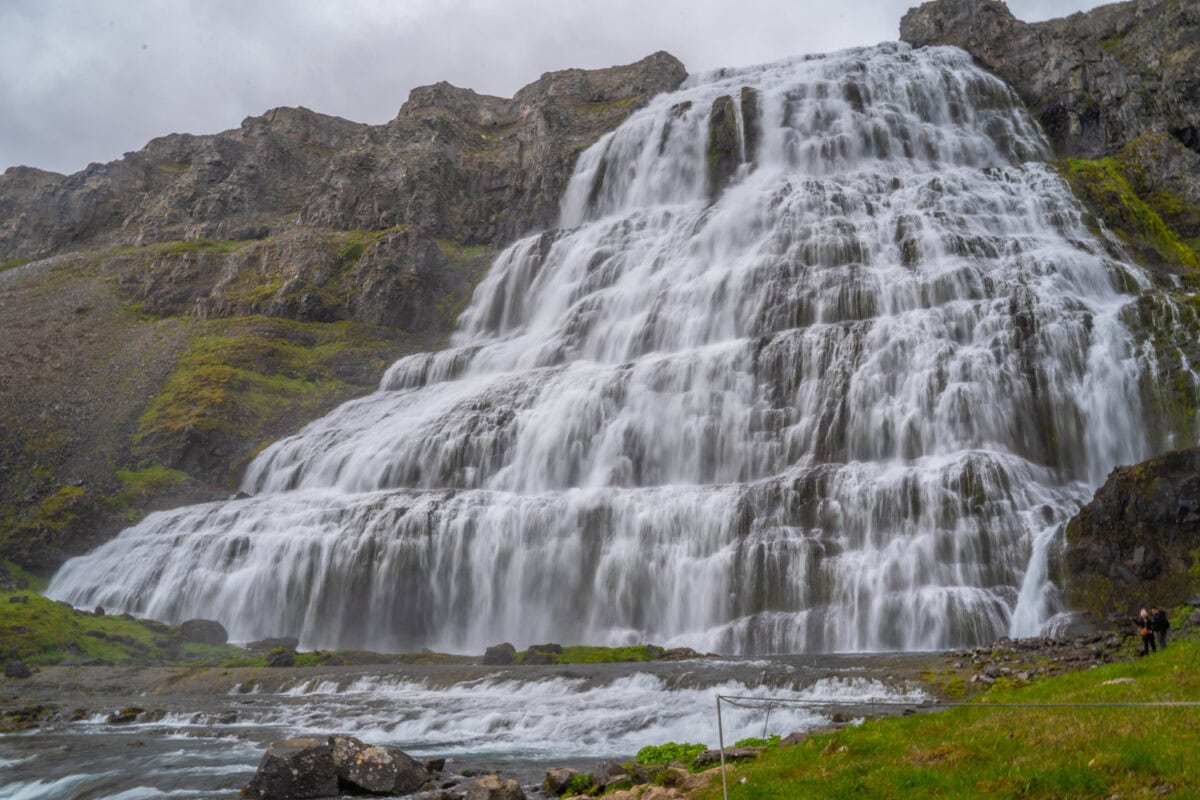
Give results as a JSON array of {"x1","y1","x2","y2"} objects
[{"x1": 2, "y1": 0, "x2": 1109, "y2": 175}]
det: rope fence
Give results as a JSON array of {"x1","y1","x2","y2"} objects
[{"x1": 713, "y1": 694, "x2": 1200, "y2": 800}]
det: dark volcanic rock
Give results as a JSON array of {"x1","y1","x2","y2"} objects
[
  {"x1": 694, "y1": 747, "x2": 758, "y2": 767},
  {"x1": 266, "y1": 648, "x2": 297, "y2": 668},
  {"x1": 0, "y1": 53, "x2": 685, "y2": 263},
  {"x1": 483, "y1": 642, "x2": 517, "y2": 665},
  {"x1": 385, "y1": 748, "x2": 432, "y2": 795},
  {"x1": 178, "y1": 618, "x2": 228, "y2": 645},
  {"x1": 329, "y1": 734, "x2": 398, "y2": 794},
  {"x1": 899, "y1": 0, "x2": 1200, "y2": 160},
  {"x1": 4, "y1": 660, "x2": 32, "y2": 679},
  {"x1": 1063, "y1": 447, "x2": 1200, "y2": 615},
  {"x1": 243, "y1": 737, "x2": 338, "y2": 800}
]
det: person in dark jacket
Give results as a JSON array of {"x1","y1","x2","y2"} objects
[
  {"x1": 1130, "y1": 608, "x2": 1156, "y2": 655},
  {"x1": 1151, "y1": 606, "x2": 1170, "y2": 649}
]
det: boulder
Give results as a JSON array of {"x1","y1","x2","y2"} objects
[
  {"x1": 423, "y1": 757, "x2": 446, "y2": 773},
  {"x1": 267, "y1": 648, "x2": 296, "y2": 668},
  {"x1": 242, "y1": 737, "x2": 338, "y2": 800},
  {"x1": 1062, "y1": 448, "x2": 1200, "y2": 616},
  {"x1": 107, "y1": 707, "x2": 143, "y2": 723},
  {"x1": 386, "y1": 747, "x2": 432, "y2": 794},
  {"x1": 463, "y1": 775, "x2": 525, "y2": 800},
  {"x1": 329, "y1": 734, "x2": 397, "y2": 794},
  {"x1": 592, "y1": 760, "x2": 630, "y2": 789},
  {"x1": 179, "y1": 618, "x2": 228, "y2": 645},
  {"x1": 4, "y1": 660, "x2": 32, "y2": 679},
  {"x1": 543, "y1": 767, "x2": 581, "y2": 795},
  {"x1": 9, "y1": 595, "x2": 29, "y2": 604},
  {"x1": 693, "y1": 747, "x2": 758, "y2": 768},
  {"x1": 482, "y1": 642, "x2": 517, "y2": 666}
]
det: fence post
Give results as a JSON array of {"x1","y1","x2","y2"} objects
[{"x1": 717, "y1": 694, "x2": 729, "y2": 800}]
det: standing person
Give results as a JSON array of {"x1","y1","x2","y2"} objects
[
  {"x1": 1130, "y1": 608, "x2": 1156, "y2": 656},
  {"x1": 1151, "y1": 606, "x2": 1170, "y2": 649}
]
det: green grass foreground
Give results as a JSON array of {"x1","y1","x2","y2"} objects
[{"x1": 696, "y1": 640, "x2": 1200, "y2": 800}]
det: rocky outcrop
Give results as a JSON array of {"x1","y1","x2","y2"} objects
[
  {"x1": 1062, "y1": 447, "x2": 1200, "y2": 615},
  {"x1": 1, "y1": 52, "x2": 685, "y2": 263},
  {"x1": 899, "y1": 0, "x2": 1200, "y2": 161},
  {"x1": 242, "y1": 737, "x2": 339, "y2": 800},
  {"x1": 327, "y1": 734, "x2": 430, "y2": 795},
  {"x1": 482, "y1": 642, "x2": 517, "y2": 665},
  {"x1": 178, "y1": 618, "x2": 228, "y2": 645},
  {"x1": 0, "y1": 52, "x2": 685, "y2": 574},
  {"x1": 244, "y1": 736, "x2": 436, "y2": 799},
  {"x1": 899, "y1": 0, "x2": 1200, "y2": 276}
]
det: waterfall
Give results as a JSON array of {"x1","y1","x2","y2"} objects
[{"x1": 48, "y1": 43, "x2": 1148, "y2": 653}]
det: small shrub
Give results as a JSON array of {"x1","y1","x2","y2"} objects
[
  {"x1": 563, "y1": 772, "x2": 593, "y2": 795},
  {"x1": 635, "y1": 741, "x2": 708, "y2": 765},
  {"x1": 734, "y1": 734, "x2": 782, "y2": 749}
]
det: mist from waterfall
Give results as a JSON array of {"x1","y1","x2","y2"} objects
[{"x1": 48, "y1": 43, "x2": 1148, "y2": 654}]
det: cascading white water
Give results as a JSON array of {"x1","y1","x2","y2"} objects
[{"x1": 49, "y1": 43, "x2": 1148, "y2": 653}]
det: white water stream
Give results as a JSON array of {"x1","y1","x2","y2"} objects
[{"x1": 48, "y1": 43, "x2": 1147, "y2": 653}]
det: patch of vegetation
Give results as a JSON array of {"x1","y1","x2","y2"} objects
[
  {"x1": 563, "y1": 773, "x2": 595, "y2": 795},
  {"x1": 0, "y1": 592, "x2": 245, "y2": 665},
  {"x1": 160, "y1": 239, "x2": 245, "y2": 257},
  {"x1": 636, "y1": 742, "x2": 709, "y2": 765},
  {"x1": 133, "y1": 315, "x2": 409, "y2": 481},
  {"x1": 102, "y1": 465, "x2": 194, "y2": 520},
  {"x1": 692, "y1": 637, "x2": 1200, "y2": 800},
  {"x1": 734, "y1": 734, "x2": 781, "y2": 749},
  {"x1": 30, "y1": 485, "x2": 87, "y2": 532},
  {"x1": 1, "y1": 560, "x2": 47, "y2": 592},
  {"x1": 1057, "y1": 133, "x2": 1200, "y2": 282},
  {"x1": 515, "y1": 644, "x2": 667, "y2": 665},
  {"x1": 1, "y1": 257, "x2": 33, "y2": 272},
  {"x1": 582, "y1": 95, "x2": 643, "y2": 114},
  {"x1": 434, "y1": 238, "x2": 495, "y2": 329}
]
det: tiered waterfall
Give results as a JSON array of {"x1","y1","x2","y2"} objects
[{"x1": 49, "y1": 43, "x2": 1148, "y2": 653}]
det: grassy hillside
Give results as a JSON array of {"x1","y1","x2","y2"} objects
[{"x1": 695, "y1": 631, "x2": 1198, "y2": 799}]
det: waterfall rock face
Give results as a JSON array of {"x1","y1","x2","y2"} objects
[
  {"x1": 1064, "y1": 447, "x2": 1200, "y2": 616},
  {"x1": 900, "y1": 0, "x2": 1200, "y2": 161},
  {"x1": 49, "y1": 43, "x2": 1149, "y2": 654}
]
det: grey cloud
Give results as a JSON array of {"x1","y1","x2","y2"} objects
[{"x1": 1, "y1": 0, "x2": 1109, "y2": 175}]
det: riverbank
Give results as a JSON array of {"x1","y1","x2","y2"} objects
[{"x1": 4, "y1": 596, "x2": 1196, "y2": 798}]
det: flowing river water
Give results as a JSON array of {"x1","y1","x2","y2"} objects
[
  {"x1": 2, "y1": 656, "x2": 936, "y2": 800},
  {"x1": 21, "y1": 40, "x2": 1154, "y2": 797}
]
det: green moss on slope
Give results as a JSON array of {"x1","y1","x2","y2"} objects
[{"x1": 133, "y1": 315, "x2": 410, "y2": 482}]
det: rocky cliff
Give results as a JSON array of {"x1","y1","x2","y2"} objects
[
  {"x1": 1063, "y1": 447, "x2": 1200, "y2": 615},
  {"x1": 901, "y1": 0, "x2": 1199, "y2": 275},
  {"x1": 0, "y1": 52, "x2": 686, "y2": 572}
]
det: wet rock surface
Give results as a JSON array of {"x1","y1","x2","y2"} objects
[
  {"x1": 1063, "y1": 447, "x2": 1200, "y2": 616},
  {"x1": 242, "y1": 737, "x2": 339, "y2": 799},
  {"x1": 900, "y1": 0, "x2": 1200, "y2": 161}
]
